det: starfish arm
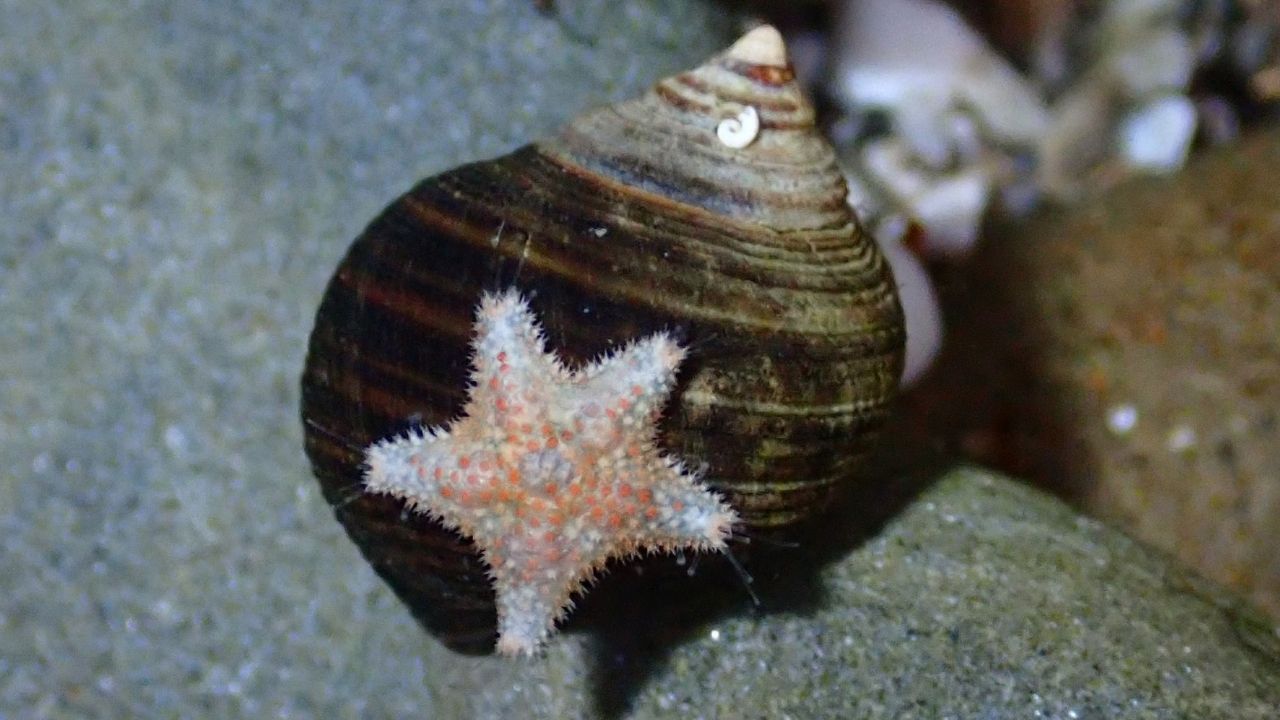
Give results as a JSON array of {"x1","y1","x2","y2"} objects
[
  {"x1": 564, "y1": 333, "x2": 685, "y2": 450},
  {"x1": 488, "y1": 533, "x2": 600, "y2": 657},
  {"x1": 494, "y1": 582, "x2": 559, "y2": 657},
  {"x1": 465, "y1": 288, "x2": 575, "y2": 433},
  {"x1": 364, "y1": 432, "x2": 507, "y2": 535},
  {"x1": 642, "y1": 459, "x2": 738, "y2": 550},
  {"x1": 363, "y1": 428, "x2": 446, "y2": 501},
  {"x1": 472, "y1": 289, "x2": 566, "y2": 389},
  {"x1": 602, "y1": 454, "x2": 737, "y2": 550}
]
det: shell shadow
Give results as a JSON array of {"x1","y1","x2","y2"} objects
[
  {"x1": 563, "y1": 443, "x2": 937, "y2": 718},
  {"x1": 874, "y1": 239, "x2": 1103, "y2": 509},
  {"x1": 556, "y1": 220, "x2": 1106, "y2": 715}
]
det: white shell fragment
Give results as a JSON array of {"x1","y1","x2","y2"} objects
[
  {"x1": 875, "y1": 224, "x2": 943, "y2": 387},
  {"x1": 1106, "y1": 404, "x2": 1139, "y2": 436},
  {"x1": 829, "y1": 0, "x2": 1045, "y2": 258},
  {"x1": 1119, "y1": 94, "x2": 1197, "y2": 172},
  {"x1": 716, "y1": 106, "x2": 761, "y2": 149},
  {"x1": 859, "y1": 140, "x2": 990, "y2": 257},
  {"x1": 832, "y1": 0, "x2": 1048, "y2": 152},
  {"x1": 825, "y1": 0, "x2": 1269, "y2": 249}
]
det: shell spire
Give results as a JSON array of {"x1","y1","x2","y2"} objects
[
  {"x1": 539, "y1": 25, "x2": 848, "y2": 232},
  {"x1": 725, "y1": 24, "x2": 788, "y2": 67}
]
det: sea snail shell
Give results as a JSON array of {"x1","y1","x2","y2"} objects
[{"x1": 301, "y1": 26, "x2": 904, "y2": 654}]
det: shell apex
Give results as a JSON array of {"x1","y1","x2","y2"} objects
[{"x1": 725, "y1": 25, "x2": 789, "y2": 67}]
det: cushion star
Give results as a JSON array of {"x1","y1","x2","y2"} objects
[{"x1": 363, "y1": 289, "x2": 738, "y2": 656}]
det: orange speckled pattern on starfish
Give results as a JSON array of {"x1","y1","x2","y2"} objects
[{"x1": 363, "y1": 289, "x2": 738, "y2": 656}]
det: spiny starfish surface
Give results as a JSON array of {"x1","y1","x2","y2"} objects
[{"x1": 363, "y1": 289, "x2": 738, "y2": 656}]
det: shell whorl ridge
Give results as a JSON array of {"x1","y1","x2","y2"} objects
[
  {"x1": 543, "y1": 26, "x2": 845, "y2": 231},
  {"x1": 301, "y1": 26, "x2": 904, "y2": 654}
]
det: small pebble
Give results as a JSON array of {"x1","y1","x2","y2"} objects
[
  {"x1": 1119, "y1": 95, "x2": 1197, "y2": 172},
  {"x1": 1107, "y1": 404, "x2": 1139, "y2": 435},
  {"x1": 1166, "y1": 425, "x2": 1197, "y2": 453}
]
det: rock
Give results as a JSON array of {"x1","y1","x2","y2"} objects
[
  {"x1": 0, "y1": 0, "x2": 733, "y2": 715},
  {"x1": 426, "y1": 468, "x2": 1280, "y2": 718},
  {"x1": 894, "y1": 127, "x2": 1280, "y2": 627}
]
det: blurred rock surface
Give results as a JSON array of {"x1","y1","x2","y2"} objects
[
  {"x1": 424, "y1": 468, "x2": 1280, "y2": 718},
  {"x1": 892, "y1": 127, "x2": 1280, "y2": 626}
]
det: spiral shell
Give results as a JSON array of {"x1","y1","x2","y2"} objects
[{"x1": 301, "y1": 26, "x2": 904, "y2": 653}]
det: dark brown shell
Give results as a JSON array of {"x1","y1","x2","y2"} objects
[{"x1": 301, "y1": 27, "x2": 904, "y2": 653}]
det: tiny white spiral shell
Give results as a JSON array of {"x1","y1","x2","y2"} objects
[{"x1": 716, "y1": 106, "x2": 760, "y2": 149}]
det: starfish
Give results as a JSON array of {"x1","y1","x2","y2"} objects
[{"x1": 363, "y1": 289, "x2": 738, "y2": 656}]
